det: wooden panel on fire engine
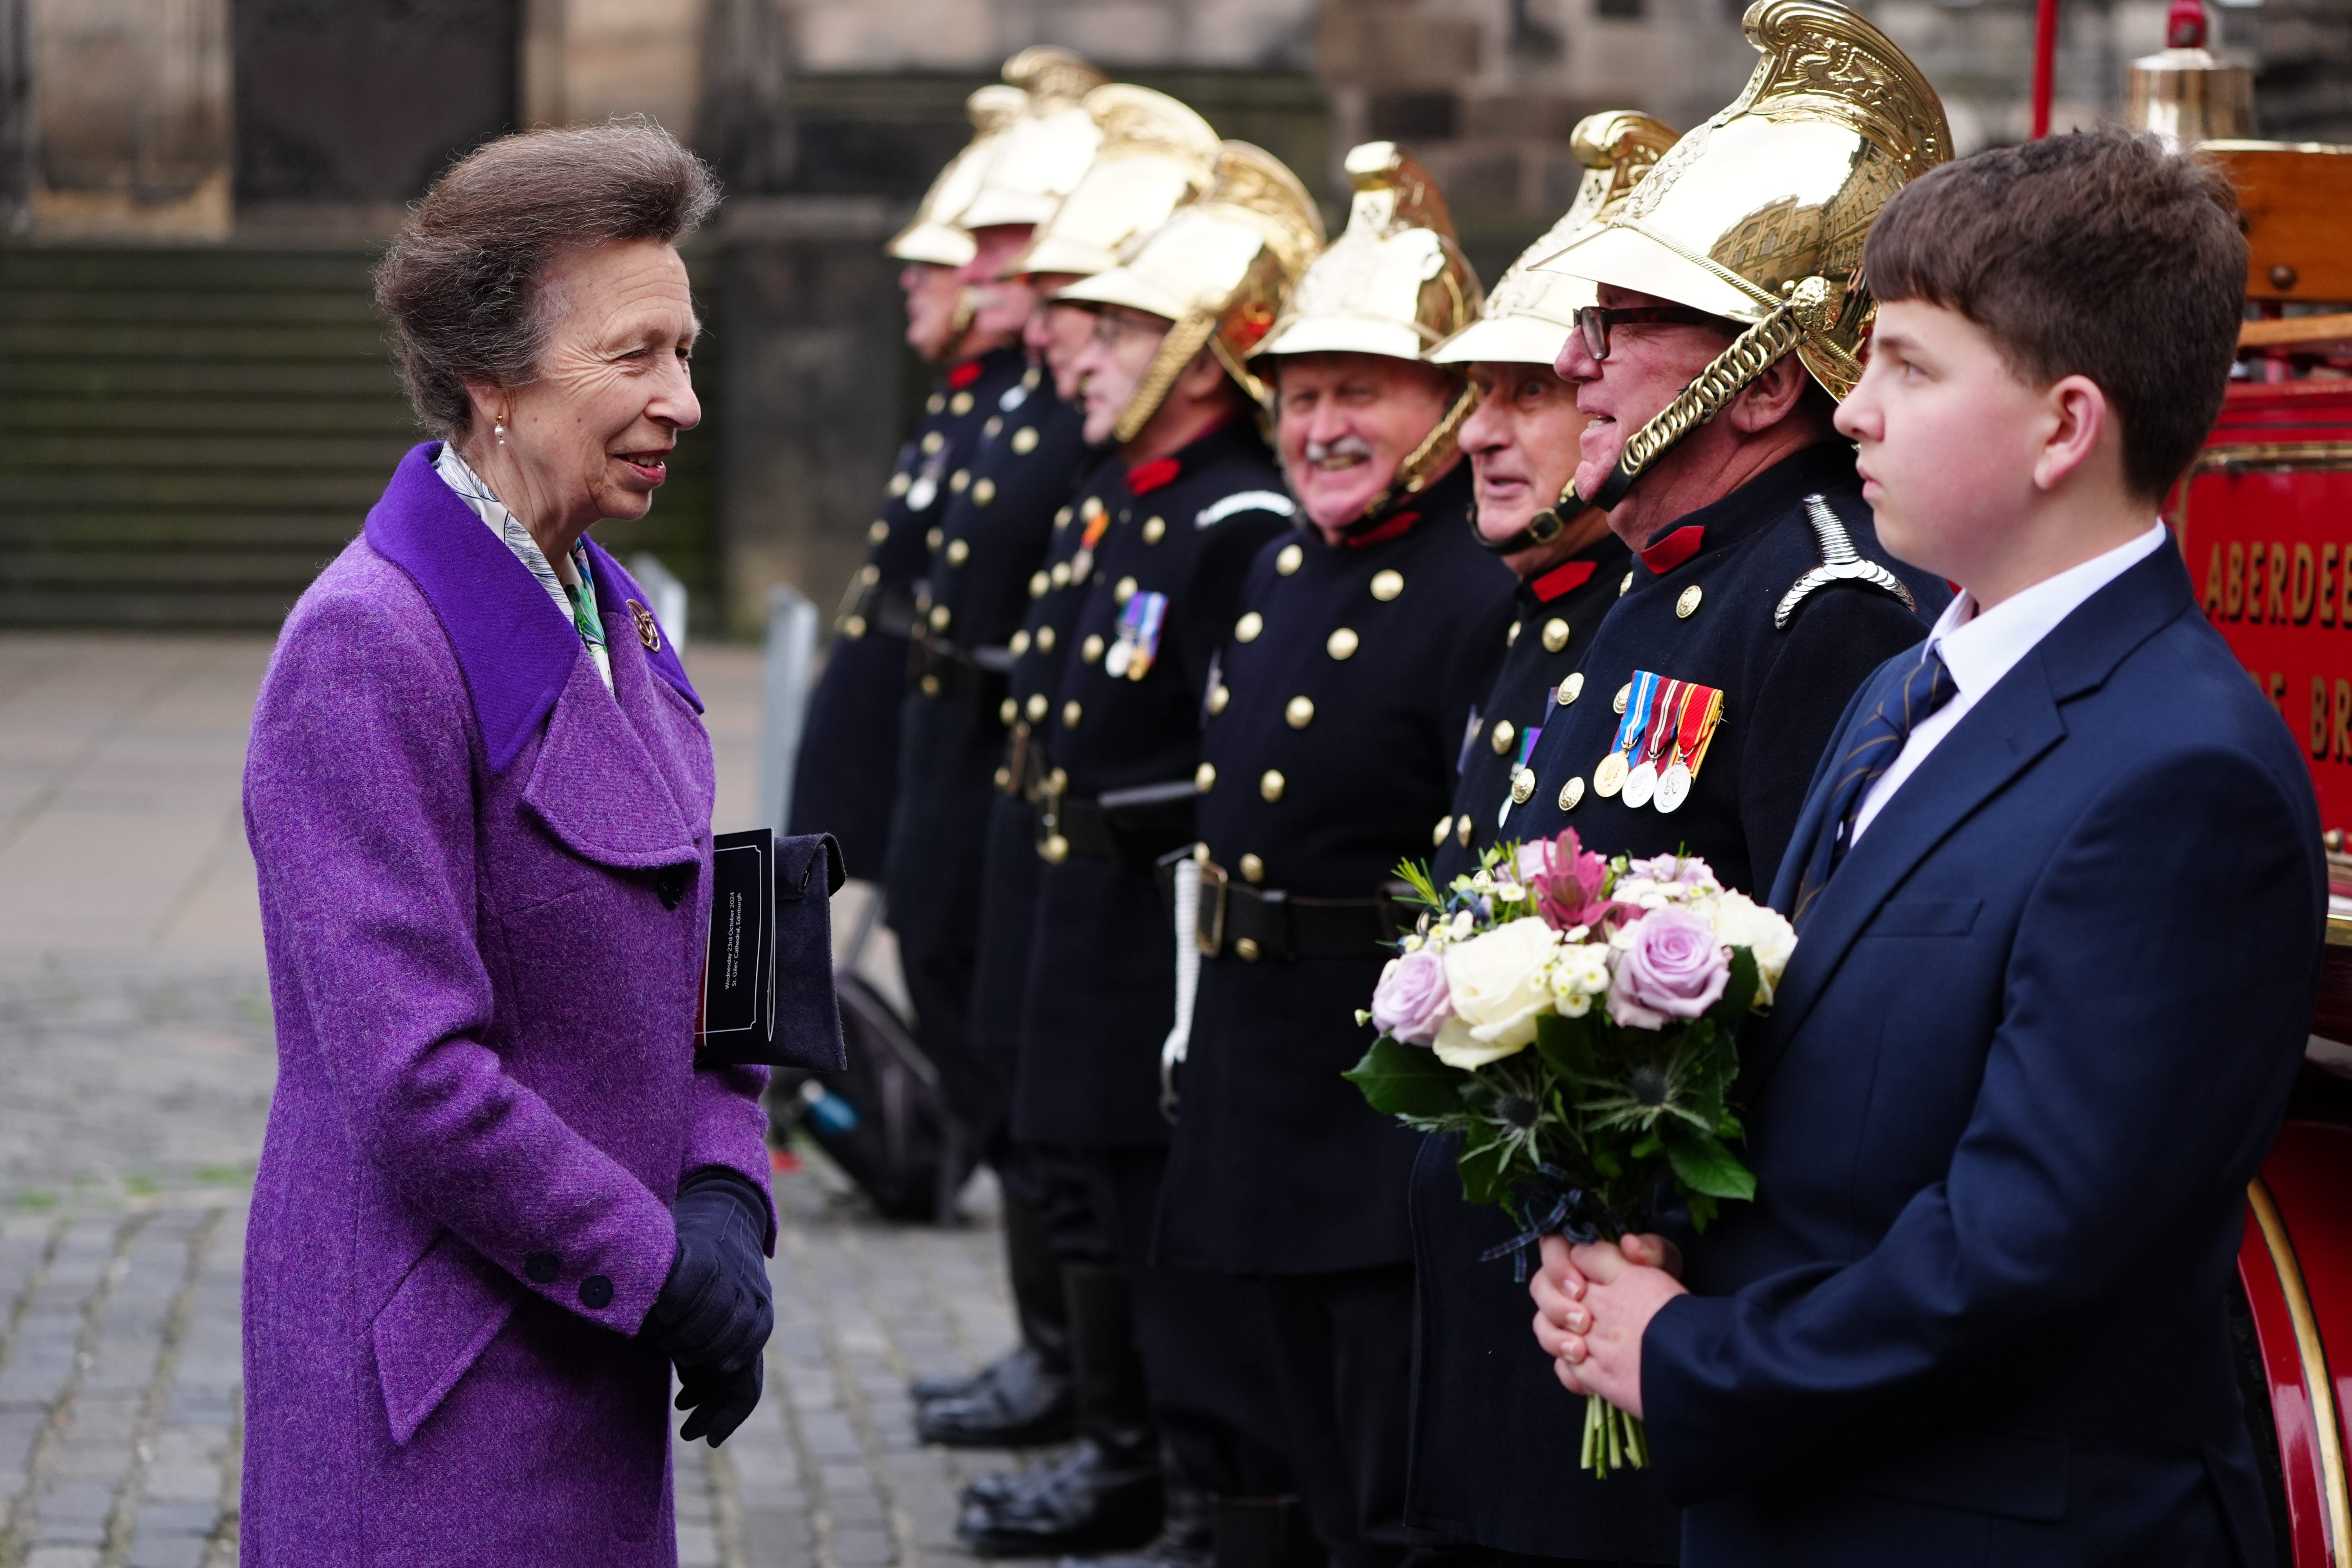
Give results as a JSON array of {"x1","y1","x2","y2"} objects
[{"x1": 2203, "y1": 141, "x2": 2352, "y2": 303}]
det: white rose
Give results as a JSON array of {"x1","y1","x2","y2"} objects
[
  {"x1": 1434, "y1": 917, "x2": 1559, "y2": 1069},
  {"x1": 1710, "y1": 890, "x2": 1797, "y2": 1006}
]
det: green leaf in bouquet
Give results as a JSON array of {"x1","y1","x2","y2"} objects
[
  {"x1": 1709, "y1": 946, "x2": 1760, "y2": 1024},
  {"x1": 1590, "y1": 1149, "x2": 1623, "y2": 1180},
  {"x1": 1392, "y1": 858, "x2": 1445, "y2": 913},
  {"x1": 1345, "y1": 1036, "x2": 1469, "y2": 1120},
  {"x1": 1686, "y1": 1191, "x2": 1720, "y2": 1233},
  {"x1": 1456, "y1": 1132, "x2": 1519, "y2": 1207},
  {"x1": 1534, "y1": 1012, "x2": 1597, "y2": 1083},
  {"x1": 1629, "y1": 1132, "x2": 1663, "y2": 1160},
  {"x1": 1661, "y1": 1122, "x2": 1757, "y2": 1202}
]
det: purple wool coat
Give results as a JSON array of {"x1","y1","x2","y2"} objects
[{"x1": 240, "y1": 443, "x2": 774, "y2": 1566}]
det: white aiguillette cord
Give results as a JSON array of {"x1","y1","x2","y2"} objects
[{"x1": 1161, "y1": 855, "x2": 1202, "y2": 1121}]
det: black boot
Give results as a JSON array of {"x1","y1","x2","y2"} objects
[
  {"x1": 1058, "y1": 1479, "x2": 1211, "y2": 1568},
  {"x1": 913, "y1": 1187, "x2": 1076, "y2": 1421},
  {"x1": 956, "y1": 1263, "x2": 1163, "y2": 1556},
  {"x1": 1211, "y1": 1496, "x2": 1322, "y2": 1568}
]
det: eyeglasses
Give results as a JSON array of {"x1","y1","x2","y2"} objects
[{"x1": 1572, "y1": 305, "x2": 1731, "y2": 362}]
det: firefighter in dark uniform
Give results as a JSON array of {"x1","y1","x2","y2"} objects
[
  {"x1": 1414, "y1": 23, "x2": 1958, "y2": 1564},
  {"x1": 956, "y1": 143, "x2": 1328, "y2": 1568},
  {"x1": 905, "y1": 83, "x2": 1225, "y2": 1474},
  {"x1": 871, "y1": 51, "x2": 1111, "y2": 1185},
  {"x1": 898, "y1": 74, "x2": 1188, "y2": 1460},
  {"x1": 1401, "y1": 113, "x2": 1690, "y2": 1568},
  {"x1": 789, "y1": 64, "x2": 1061, "y2": 887},
  {"x1": 1155, "y1": 144, "x2": 1517, "y2": 1568}
]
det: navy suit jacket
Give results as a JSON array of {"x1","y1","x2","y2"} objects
[{"x1": 1642, "y1": 543, "x2": 2326, "y2": 1567}]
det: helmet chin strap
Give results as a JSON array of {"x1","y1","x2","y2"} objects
[
  {"x1": 1473, "y1": 490, "x2": 1576, "y2": 556},
  {"x1": 1332, "y1": 382, "x2": 1475, "y2": 541}
]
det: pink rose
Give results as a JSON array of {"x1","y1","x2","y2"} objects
[
  {"x1": 1607, "y1": 907, "x2": 1730, "y2": 1029},
  {"x1": 1371, "y1": 949, "x2": 1453, "y2": 1046},
  {"x1": 1519, "y1": 830, "x2": 1619, "y2": 933}
]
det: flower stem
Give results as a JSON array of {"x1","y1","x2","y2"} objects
[{"x1": 1579, "y1": 1396, "x2": 1650, "y2": 1479}]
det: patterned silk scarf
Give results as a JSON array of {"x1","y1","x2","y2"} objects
[{"x1": 434, "y1": 443, "x2": 613, "y2": 691}]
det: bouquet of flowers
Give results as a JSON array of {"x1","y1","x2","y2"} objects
[{"x1": 1344, "y1": 830, "x2": 1794, "y2": 1475}]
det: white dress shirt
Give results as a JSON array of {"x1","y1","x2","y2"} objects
[{"x1": 1849, "y1": 521, "x2": 2170, "y2": 844}]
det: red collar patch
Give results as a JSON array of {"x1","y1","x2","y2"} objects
[
  {"x1": 1638, "y1": 525, "x2": 1704, "y2": 575},
  {"x1": 1531, "y1": 559, "x2": 1597, "y2": 602},
  {"x1": 1347, "y1": 511, "x2": 1419, "y2": 549},
  {"x1": 1127, "y1": 457, "x2": 1182, "y2": 495},
  {"x1": 946, "y1": 359, "x2": 985, "y2": 391}
]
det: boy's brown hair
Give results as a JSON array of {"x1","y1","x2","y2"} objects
[{"x1": 1863, "y1": 127, "x2": 2247, "y2": 502}]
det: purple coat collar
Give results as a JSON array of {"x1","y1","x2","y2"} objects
[{"x1": 365, "y1": 443, "x2": 702, "y2": 772}]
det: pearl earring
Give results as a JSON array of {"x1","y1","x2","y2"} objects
[{"x1": 494, "y1": 422, "x2": 507, "y2": 445}]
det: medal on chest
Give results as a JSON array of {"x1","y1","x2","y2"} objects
[
  {"x1": 1104, "y1": 590, "x2": 1169, "y2": 681},
  {"x1": 1593, "y1": 671, "x2": 1660, "y2": 799},
  {"x1": 1070, "y1": 502, "x2": 1111, "y2": 585},
  {"x1": 1651, "y1": 683, "x2": 1725, "y2": 815}
]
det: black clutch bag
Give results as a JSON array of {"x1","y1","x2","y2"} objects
[{"x1": 697, "y1": 828, "x2": 850, "y2": 1070}]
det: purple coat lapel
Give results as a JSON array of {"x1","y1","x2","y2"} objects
[{"x1": 363, "y1": 443, "x2": 702, "y2": 775}]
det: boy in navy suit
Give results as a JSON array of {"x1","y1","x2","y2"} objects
[{"x1": 1532, "y1": 129, "x2": 2328, "y2": 1565}]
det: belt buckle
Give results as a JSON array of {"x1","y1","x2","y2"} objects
[{"x1": 1195, "y1": 858, "x2": 1229, "y2": 958}]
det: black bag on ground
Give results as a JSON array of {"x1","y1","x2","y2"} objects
[{"x1": 771, "y1": 969, "x2": 976, "y2": 1223}]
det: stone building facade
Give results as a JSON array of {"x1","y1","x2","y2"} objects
[{"x1": 2, "y1": 0, "x2": 2349, "y2": 630}]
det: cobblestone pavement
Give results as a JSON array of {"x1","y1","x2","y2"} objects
[{"x1": 0, "y1": 634, "x2": 1036, "y2": 1568}]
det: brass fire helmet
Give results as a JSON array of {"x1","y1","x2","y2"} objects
[
  {"x1": 1428, "y1": 112, "x2": 1676, "y2": 555},
  {"x1": 1250, "y1": 142, "x2": 1485, "y2": 519},
  {"x1": 1013, "y1": 84, "x2": 1223, "y2": 280},
  {"x1": 957, "y1": 47, "x2": 1112, "y2": 230},
  {"x1": 1532, "y1": 0, "x2": 1953, "y2": 510},
  {"x1": 885, "y1": 84, "x2": 1029, "y2": 269},
  {"x1": 1055, "y1": 142, "x2": 1328, "y2": 445},
  {"x1": 1430, "y1": 113, "x2": 1677, "y2": 368}
]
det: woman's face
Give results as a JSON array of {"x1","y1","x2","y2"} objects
[{"x1": 474, "y1": 239, "x2": 701, "y2": 547}]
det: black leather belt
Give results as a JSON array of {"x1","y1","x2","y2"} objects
[
  {"x1": 1001, "y1": 723, "x2": 1051, "y2": 800},
  {"x1": 1192, "y1": 857, "x2": 1405, "y2": 962},
  {"x1": 1037, "y1": 779, "x2": 1198, "y2": 873},
  {"x1": 907, "y1": 628, "x2": 1010, "y2": 710},
  {"x1": 838, "y1": 579, "x2": 918, "y2": 640}
]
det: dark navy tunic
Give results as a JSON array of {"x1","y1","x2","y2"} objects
[
  {"x1": 968, "y1": 453, "x2": 1132, "y2": 1107},
  {"x1": 1403, "y1": 439, "x2": 1949, "y2": 1563},
  {"x1": 1156, "y1": 463, "x2": 1519, "y2": 1275},
  {"x1": 880, "y1": 368, "x2": 1094, "y2": 1134},
  {"x1": 1011, "y1": 419, "x2": 1298, "y2": 1148},
  {"x1": 791, "y1": 345, "x2": 1030, "y2": 879},
  {"x1": 1427, "y1": 530, "x2": 1633, "y2": 891}
]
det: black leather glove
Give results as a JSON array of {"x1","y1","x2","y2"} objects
[
  {"x1": 646, "y1": 1167, "x2": 774, "y2": 1377},
  {"x1": 675, "y1": 1354, "x2": 764, "y2": 1446}
]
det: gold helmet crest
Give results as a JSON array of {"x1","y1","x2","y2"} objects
[
  {"x1": 1014, "y1": 83, "x2": 1223, "y2": 280},
  {"x1": 1055, "y1": 142, "x2": 1326, "y2": 444},
  {"x1": 1429, "y1": 112, "x2": 1677, "y2": 368},
  {"x1": 885, "y1": 84, "x2": 1028, "y2": 268},
  {"x1": 1534, "y1": 0, "x2": 1952, "y2": 508},
  {"x1": 1254, "y1": 142, "x2": 1481, "y2": 363},
  {"x1": 956, "y1": 48, "x2": 1111, "y2": 231}
]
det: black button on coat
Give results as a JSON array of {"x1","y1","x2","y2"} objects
[
  {"x1": 1011, "y1": 419, "x2": 1298, "y2": 1149},
  {"x1": 1155, "y1": 463, "x2": 1519, "y2": 1274},
  {"x1": 791, "y1": 345, "x2": 1030, "y2": 879}
]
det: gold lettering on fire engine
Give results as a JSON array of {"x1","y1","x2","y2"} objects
[
  {"x1": 2325, "y1": 544, "x2": 2340, "y2": 627},
  {"x1": 2293, "y1": 544, "x2": 2317, "y2": 623},
  {"x1": 2227, "y1": 542, "x2": 2244, "y2": 617},
  {"x1": 2269, "y1": 543, "x2": 2288, "y2": 623}
]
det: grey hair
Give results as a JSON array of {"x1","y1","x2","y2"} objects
[{"x1": 374, "y1": 117, "x2": 720, "y2": 438}]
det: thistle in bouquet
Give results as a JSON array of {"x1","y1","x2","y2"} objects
[{"x1": 1345, "y1": 830, "x2": 1795, "y2": 1476}]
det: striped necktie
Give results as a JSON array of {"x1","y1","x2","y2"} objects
[{"x1": 1791, "y1": 648, "x2": 1955, "y2": 929}]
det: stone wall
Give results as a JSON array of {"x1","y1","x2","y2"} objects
[{"x1": 23, "y1": 0, "x2": 231, "y2": 238}]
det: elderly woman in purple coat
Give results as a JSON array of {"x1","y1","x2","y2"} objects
[{"x1": 240, "y1": 122, "x2": 775, "y2": 1565}]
